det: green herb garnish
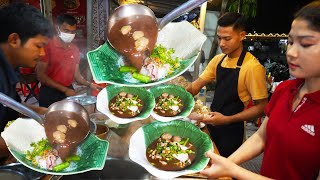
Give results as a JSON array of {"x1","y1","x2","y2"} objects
[
  {"x1": 26, "y1": 138, "x2": 52, "y2": 161},
  {"x1": 150, "y1": 44, "x2": 181, "y2": 69}
]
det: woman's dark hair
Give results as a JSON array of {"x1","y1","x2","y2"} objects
[
  {"x1": 0, "y1": 3, "x2": 53, "y2": 44},
  {"x1": 217, "y1": 12, "x2": 246, "y2": 32},
  {"x1": 56, "y1": 14, "x2": 77, "y2": 26},
  {"x1": 294, "y1": 0, "x2": 320, "y2": 32}
]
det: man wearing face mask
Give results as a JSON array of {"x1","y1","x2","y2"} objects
[{"x1": 36, "y1": 14, "x2": 101, "y2": 107}]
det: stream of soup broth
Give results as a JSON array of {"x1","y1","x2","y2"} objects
[
  {"x1": 44, "y1": 110, "x2": 89, "y2": 159},
  {"x1": 108, "y1": 15, "x2": 158, "y2": 70}
]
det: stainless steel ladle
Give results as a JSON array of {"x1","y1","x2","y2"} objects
[
  {"x1": 0, "y1": 92, "x2": 91, "y2": 127},
  {"x1": 0, "y1": 92, "x2": 43, "y2": 124},
  {"x1": 107, "y1": 0, "x2": 207, "y2": 70},
  {"x1": 0, "y1": 92, "x2": 91, "y2": 158}
]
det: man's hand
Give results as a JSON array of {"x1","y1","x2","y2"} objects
[
  {"x1": 188, "y1": 112, "x2": 204, "y2": 121},
  {"x1": 89, "y1": 83, "x2": 103, "y2": 91},
  {"x1": 188, "y1": 112, "x2": 230, "y2": 126},
  {"x1": 202, "y1": 112, "x2": 230, "y2": 126},
  {"x1": 37, "y1": 107, "x2": 48, "y2": 115},
  {"x1": 25, "y1": 104, "x2": 48, "y2": 115},
  {"x1": 64, "y1": 88, "x2": 76, "y2": 96},
  {"x1": 186, "y1": 78, "x2": 208, "y2": 96}
]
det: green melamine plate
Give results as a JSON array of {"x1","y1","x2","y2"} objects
[
  {"x1": 9, "y1": 133, "x2": 109, "y2": 176},
  {"x1": 96, "y1": 85, "x2": 155, "y2": 124},
  {"x1": 129, "y1": 120, "x2": 213, "y2": 179},
  {"x1": 87, "y1": 42, "x2": 199, "y2": 87},
  {"x1": 148, "y1": 84, "x2": 195, "y2": 122}
]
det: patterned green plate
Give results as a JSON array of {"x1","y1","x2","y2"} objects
[
  {"x1": 87, "y1": 42, "x2": 199, "y2": 87},
  {"x1": 148, "y1": 84, "x2": 195, "y2": 122},
  {"x1": 129, "y1": 120, "x2": 213, "y2": 179},
  {"x1": 96, "y1": 85, "x2": 155, "y2": 124},
  {"x1": 8, "y1": 133, "x2": 109, "y2": 175}
]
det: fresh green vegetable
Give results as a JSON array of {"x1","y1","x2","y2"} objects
[
  {"x1": 179, "y1": 138, "x2": 189, "y2": 146},
  {"x1": 119, "y1": 66, "x2": 150, "y2": 83},
  {"x1": 53, "y1": 162, "x2": 70, "y2": 172},
  {"x1": 65, "y1": 155, "x2": 80, "y2": 162},
  {"x1": 53, "y1": 154, "x2": 79, "y2": 172},
  {"x1": 26, "y1": 138, "x2": 52, "y2": 161},
  {"x1": 153, "y1": 137, "x2": 194, "y2": 162},
  {"x1": 118, "y1": 45, "x2": 181, "y2": 83},
  {"x1": 110, "y1": 94, "x2": 142, "y2": 113},
  {"x1": 5, "y1": 120, "x2": 14, "y2": 128},
  {"x1": 132, "y1": 72, "x2": 151, "y2": 83},
  {"x1": 25, "y1": 138, "x2": 81, "y2": 172},
  {"x1": 156, "y1": 95, "x2": 183, "y2": 111},
  {"x1": 150, "y1": 44, "x2": 181, "y2": 68},
  {"x1": 119, "y1": 66, "x2": 138, "y2": 73}
]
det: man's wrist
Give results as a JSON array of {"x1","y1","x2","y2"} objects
[
  {"x1": 85, "y1": 81, "x2": 91, "y2": 87},
  {"x1": 225, "y1": 115, "x2": 235, "y2": 124},
  {"x1": 62, "y1": 87, "x2": 69, "y2": 93}
]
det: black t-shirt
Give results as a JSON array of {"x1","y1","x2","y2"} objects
[{"x1": 0, "y1": 48, "x2": 20, "y2": 132}]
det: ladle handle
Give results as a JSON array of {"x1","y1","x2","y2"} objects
[
  {"x1": 0, "y1": 92, "x2": 43, "y2": 124},
  {"x1": 158, "y1": 0, "x2": 207, "y2": 30}
]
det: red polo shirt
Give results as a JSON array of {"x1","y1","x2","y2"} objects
[
  {"x1": 261, "y1": 79, "x2": 320, "y2": 180},
  {"x1": 41, "y1": 37, "x2": 80, "y2": 86}
]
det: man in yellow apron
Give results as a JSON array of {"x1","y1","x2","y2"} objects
[{"x1": 187, "y1": 12, "x2": 268, "y2": 157}]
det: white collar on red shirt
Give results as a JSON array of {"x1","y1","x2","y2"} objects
[{"x1": 289, "y1": 78, "x2": 320, "y2": 104}]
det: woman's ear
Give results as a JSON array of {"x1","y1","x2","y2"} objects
[{"x1": 7, "y1": 33, "x2": 21, "y2": 48}]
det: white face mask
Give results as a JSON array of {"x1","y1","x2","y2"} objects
[{"x1": 57, "y1": 27, "x2": 75, "y2": 43}]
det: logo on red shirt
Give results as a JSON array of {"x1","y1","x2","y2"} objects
[{"x1": 301, "y1": 124, "x2": 315, "y2": 136}]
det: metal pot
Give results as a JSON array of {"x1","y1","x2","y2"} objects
[
  {"x1": 65, "y1": 95, "x2": 97, "y2": 115},
  {"x1": 0, "y1": 169, "x2": 27, "y2": 180},
  {"x1": 107, "y1": 0, "x2": 207, "y2": 70},
  {"x1": 0, "y1": 163, "x2": 44, "y2": 180}
]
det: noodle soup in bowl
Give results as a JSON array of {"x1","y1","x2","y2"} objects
[
  {"x1": 96, "y1": 85, "x2": 155, "y2": 124},
  {"x1": 129, "y1": 120, "x2": 213, "y2": 179},
  {"x1": 148, "y1": 84, "x2": 194, "y2": 122}
]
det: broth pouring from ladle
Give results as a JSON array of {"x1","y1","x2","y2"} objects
[
  {"x1": 107, "y1": 0, "x2": 207, "y2": 71},
  {"x1": 0, "y1": 93, "x2": 90, "y2": 159}
]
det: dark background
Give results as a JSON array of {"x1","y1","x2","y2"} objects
[
  {"x1": 241, "y1": 0, "x2": 314, "y2": 33},
  {"x1": 140, "y1": 0, "x2": 315, "y2": 33}
]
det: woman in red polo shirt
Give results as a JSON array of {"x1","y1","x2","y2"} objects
[{"x1": 200, "y1": 1, "x2": 320, "y2": 180}]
